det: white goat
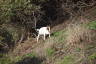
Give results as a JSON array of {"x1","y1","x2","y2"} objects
[{"x1": 36, "y1": 26, "x2": 50, "y2": 42}]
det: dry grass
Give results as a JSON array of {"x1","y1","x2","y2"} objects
[
  {"x1": 65, "y1": 24, "x2": 94, "y2": 46},
  {"x1": 5, "y1": 23, "x2": 96, "y2": 64}
]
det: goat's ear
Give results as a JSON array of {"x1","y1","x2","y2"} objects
[{"x1": 36, "y1": 29, "x2": 39, "y2": 31}]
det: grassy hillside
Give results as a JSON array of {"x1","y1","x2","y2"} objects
[
  {"x1": 0, "y1": 21, "x2": 96, "y2": 64},
  {"x1": 0, "y1": 0, "x2": 96, "y2": 64}
]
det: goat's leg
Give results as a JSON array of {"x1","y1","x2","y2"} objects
[
  {"x1": 37, "y1": 34, "x2": 40, "y2": 42},
  {"x1": 44, "y1": 34, "x2": 46, "y2": 40},
  {"x1": 49, "y1": 33, "x2": 50, "y2": 38}
]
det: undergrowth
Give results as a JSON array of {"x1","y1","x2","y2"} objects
[
  {"x1": 0, "y1": 52, "x2": 37, "y2": 64},
  {"x1": 0, "y1": 22, "x2": 96, "y2": 64}
]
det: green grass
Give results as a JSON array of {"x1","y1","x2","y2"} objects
[
  {"x1": 87, "y1": 21, "x2": 96, "y2": 30},
  {"x1": 88, "y1": 53, "x2": 96, "y2": 60},
  {"x1": 59, "y1": 55, "x2": 75, "y2": 64},
  {"x1": 52, "y1": 30, "x2": 67, "y2": 43},
  {"x1": 46, "y1": 48, "x2": 55, "y2": 57},
  {"x1": 23, "y1": 52, "x2": 36, "y2": 58},
  {"x1": 52, "y1": 30, "x2": 64, "y2": 37}
]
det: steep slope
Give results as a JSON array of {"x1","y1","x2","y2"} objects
[
  {"x1": 1, "y1": 6, "x2": 96, "y2": 64},
  {"x1": 2, "y1": 22, "x2": 95, "y2": 64}
]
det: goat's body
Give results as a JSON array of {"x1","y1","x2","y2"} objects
[
  {"x1": 36, "y1": 27, "x2": 50, "y2": 42},
  {"x1": 38, "y1": 27, "x2": 50, "y2": 34}
]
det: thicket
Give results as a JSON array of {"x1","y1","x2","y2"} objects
[{"x1": 0, "y1": 0, "x2": 48, "y2": 53}]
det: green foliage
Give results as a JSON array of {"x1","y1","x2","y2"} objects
[
  {"x1": 87, "y1": 21, "x2": 96, "y2": 30},
  {"x1": 0, "y1": 0, "x2": 42, "y2": 26},
  {"x1": 88, "y1": 53, "x2": 96, "y2": 60},
  {"x1": 0, "y1": 0, "x2": 44, "y2": 52},
  {"x1": 46, "y1": 48, "x2": 55, "y2": 57}
]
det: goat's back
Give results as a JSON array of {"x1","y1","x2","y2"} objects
[{"x1": 38, "y1": 27, "x2": 50, "y2": 34}]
